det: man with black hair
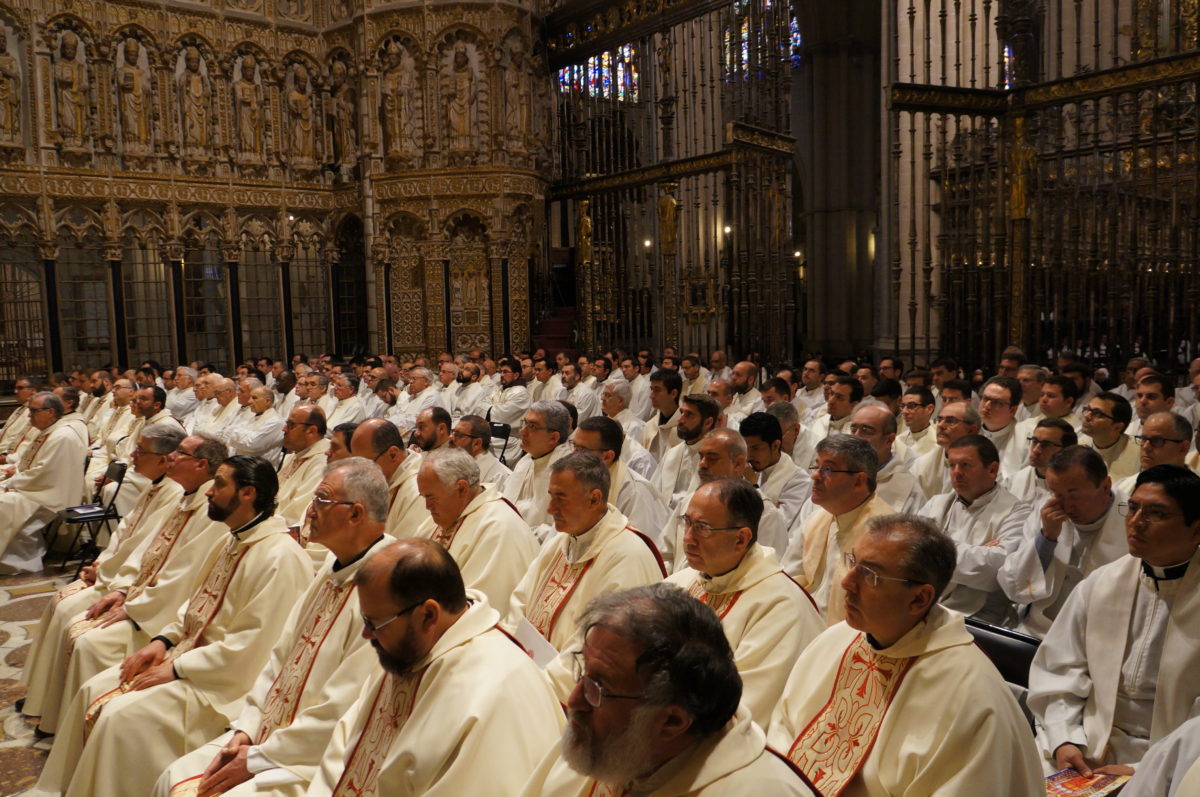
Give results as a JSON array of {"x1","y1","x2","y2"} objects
[
  {"x1": 1081, "y1": 391, "x2": 1140, "y2": 480},
  {"x1": 451, "y1": 413, "x2": 511, "y2": 487},
  {"x1": 897, "y1": 385, "x2": 937, "y2": 458},
  {"x1": 350, "y1": 417, "x2": 428, "y2": 541},
  {"x1": 809, "y1": 375, "x2": 862, "y2": 439},
  {"x1": 641, "y1": 369, "x2": 683, "y2": 462},
  {"x1": 653, "y1": 394, "x2": 722, "y2": 510},
  {"x1": 978, "y1": 375, "x2": 1026, "y2": 478},
  {"x1": 413, "y1": 405, "x2": 452, "y2": 452},
  {"x1": 524, "y1": 582, "x2": 815, "y2": 795},
  {"x1": 558, "y1": 362, "x2": 600, "y2": 422},
  {"x1": 39, "y1": 455, "x2": 313, "y2": 797},
  {"x1": 572, "y1": 416, "x2": 668, "y2": 539},
  {"x1": 277, "y1": 404, "x2": 331, "y2": 536},
  {"x1": 740, "y1": 411, "x2": 812, "y2": 531}
]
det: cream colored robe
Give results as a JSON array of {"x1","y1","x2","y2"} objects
[
  {"x1": 154, "y1": 536, "x2": 393, "y2": 797},
  {"x1": 413, "y1": 486, "x2": 538, "y2": 609},
  {"x1": 486, "y1": 382, "x2": 532, "y2": 460},
  {"x1": 85, "y1": 403, "x2": 135, "y2": 476},
  {"x1": 998, "y1": 489, "x2": 1128, "y2": 639},
  {"x1": 504, "y1": 505, "x2": 666, "y2": 700},
  {"x1": 501, "y1": 443, "x2": 571, "y2": 536},
  {"x1": 667, "y1": 544, "x2": 822, "y2": 726},
  {"x1": 195, "y1": 398, "x2": 242, "y2": 438},
  {"x1": 981, "y1": 421, "x2": 1026, "y2": 479},
  {"x1": 643, "y1": 407, "x2": 681, "y2": 462},
  {"x1": 608, "y1": 458, "x2": 669, "y2": 547},
  {"x1": 40, "y1": 514, "x2": 313, "y2": 797},
  {"x1": 325, "y1": 396, "x2": 366, "y2": 431},
  {"x1": 661, "y1": 494, "x2": 789, "y2": 574},
  {"x1": 875, "y1": 454, "x2": 923, "y2": 514},
  {"x1": 559, "y1": 382, "x2": 600, "y2": 421},
  {"x1": 1087, "y1": 433, "x2": 1142, "y2": 481},
  {"x1": 1028, "y1": 551, "x2": 1200, "y2": 770},
  {"x1": 306, "y1": 594, "x2": 565, "y2": 796},
  {"x1": 653, "y1": 439, "x2": 701, "y2": 510},
  {"x1": 611, "y1": 407, "x2": 647, "y2": 444},
  {"x1": 522, "y1": 705, "x2": 815, "y2": 796},
  {"x1": 780, "y1": 493, "x2": 895, "y2": 624},
  {"x1": 911, "y1": 445, "x2": 951, "y2": 501},
  {"x1": 757, "y1": 454, "x2": 813, "y2": 531},
  {"x1": 0, "y1": 400, "x2": 30, "y2": 452},
  {"x1": 767, "y1": 606, "x2": 1043, "y2": 796},
  {"x1": 215, "y1": 406, "x2": 285, "y2": 465},
  {"x1": 896, "y1": 422, "x2": 936, "y2": 459},
  {"x1": 384, "y1": 450, "x2": 429, "y2": 538},
  {"x1": 475, "y1": 450, "x2": 511, "y2": 489},
  {"x1": 277, "y1": 438, "x2": 331, "y2": 529},
  {"x1": 1004, "y1": 463, "x2": 1050, "y2": 504},
  {"x1": 1120, "y1": 715, "x2": 1200, "y2": 797}
]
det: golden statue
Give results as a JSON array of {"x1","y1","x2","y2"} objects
[{"x1": 577, "y1": 199, "x2": 593, "y2": 264}]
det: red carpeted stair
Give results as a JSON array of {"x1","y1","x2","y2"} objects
[{"x1": 532, "y1": 306, "x2": 576, "y2": 355}]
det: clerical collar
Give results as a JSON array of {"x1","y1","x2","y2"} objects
[
  {"x1": 230, "y1": 511, "x2": 270, "y2": 538},
  {"x1": 1141, "y1": 558, "x2": 1190, "y2": 586},
  {"x1": 658, "y1": 410, "x2": 673, "y2": 425},
  {"x1": 150, "y1": 474, "x2": 165, "y2": 486},
  {"x1": 333, "y1": 534, "x2": 385, "y2": 572},
  {"x1": 955, "y1": 483, "x2": 999, "y2": 509}
]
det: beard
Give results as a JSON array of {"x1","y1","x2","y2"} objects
[
  {"x1": 207, "y1": 493, "x2": 239, "y2": 522},
  {"x1": 372, "y1": 629, "x2": 423, "y2": 675},
  {"x1": 561, "y1": 704, "x2": 662, "y2": 786},
  {"x1": 456, "y1": 375, "x2": 471, "y2": 385}
]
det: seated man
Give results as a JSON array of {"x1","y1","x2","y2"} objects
[
  {"x1": 781, "y1": 434, "x2": 894, "y2": 624},
  {"x1": 0, "y1": 392, "x2": 86, "y2": 572},
  {"x1": 349, "y1": 417, "x2": 427, "y2": 540},
  {"x1": 1080, "y1": 391, "x2": 1140, "y2": 481},
  {"x1": 897, "y1": 385, "x2": 937, "y2": 458},
  {"x1": 1117, "y1": 411, "x2": 1193, "y2": 495},
  {"x1": 1028, "y1": 465, "x2": 1200, "y2": 776},
  {"x1": 999, "y1": 445, "x2": 1128, "y2": 639},
  {"x1": 38, "y1": 455, "x2": 314, "y2": 797},
  {"x1": 1005, "y1": 417, "x2": 1079, "y2": 503},
  {"x1": 412, "y1": 405, "x2": 452, "y2": 453},
  {"x1": 809, "y1": 375, "x2": 861, "y2": 439},
  {"x1": 911, "y1": 400, "x2": 980, "y2": 501},
  {"x1": 850, "y1": 404, "x2": 922, "y2": 513},
  {"x1": 979, "y1": 375, "x2": 1026, "y2": 478},
  {"x1": 640, "y1": 369, "x2": 682, "y2": 462},
  {"x1": 767, "y1": 400, "x2": 817, "y2": 471},
  {"x1": 666, "y1": 479, "x2": 821, "y2": 726},
  {"x1": 308, "y1": 539, "x2": 564, "y2": 795},
  {"x1": 521, "y1": 583, "x2": 816, "y2": 795},
  {"x1": 557, "y1": 363, "x2": 600, "y2": 422},
  {"x1": 504, "y1": 451, "x2": 665, "y2": 700},
  {"x1": 502, "y1": 400, "x2": 573, "y2": 537},
  {"x1": 414, "y1": 447, "x2": 538, "y2": 609},
  {"x1": 214, "y1": 385, "x2": 284, "y2": 467},
  {"x1": 1122, "y1": 716, "x2": 1200, "y2": 797},
  {"x1": 571, "y1": 416, "x2": 668, "y2": 538},
  {"x1": 451, "y1": 414, "x2": 511, "y2": 488},
  {"x1": 769, "y1": 514, "x2": 1043, "y2": 795},
  {"x1": 653, "y1": 394, "x2": 721, "y2": 510},
  {"x1": 600, "y1": 379, "x2": 646, "y2": 443},
  {"x1": 917, "y1": 435, "x2": 1031, "y2": 625},
  {"x1": 740, "y1": 412, "x2": 812, "y2": 530},
  {"x1": 154, "y1": 457, "x2": 393, "y2": 797},
  {"x1": 276, "y1": 405, "x2": 331, "y2": 533}
]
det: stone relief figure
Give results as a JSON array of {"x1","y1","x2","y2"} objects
[
  {"x1": 286, "y1": 63, "x2": 315, "y2": 164},
  {"x1": 0, "y1": 31, "x2": 20, "y2": 143},
  {"x1": 234, "y1": 53, "x2": 263, "y2": 160},
  {"x1": 444, "y1": 43, "x2": 478, "y2": 152},
  {"x1": 504, "y1": 40, "x2": 530, "y2": 144},
  {"x1": 277, "y1": 0, "x2": 309, "y2": 20},
  {"x1": 117, "y1": 38, "x2": 151, "y2": 153},
  {"x1": 177, "y1": 46, "x2": 210, "y2": 156},
  {"x1": 54, "y1": 31, "x2": 88, "y2": 147},
  {"x1": 380, "y1": 40, "x2": 418, "y2": 158},
  {"x1": 329, "y1": 60, "x2": 357, "y2": 166}
]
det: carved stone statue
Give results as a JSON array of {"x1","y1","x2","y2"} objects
[
  {"x1": 234, "y1": 53, "x2": 262, "y2": 160},
  {"x1": 329, "y1": 60, "x2": 357, "y2": 166},
  {"x1": 504, "y1": 41, "x2": 530, "y2": 144},
  {"x1": 118, "y1": 38, "x2": 151, "y2": 152},
  {"x1": 178, "y1": 46, "x2": 209, "y2": 156},
  {"x1": 286, "y1": 63, "x2": 315, "y2": 164},
  {"x1": 657, "y1": 182, "x2": 678, "y2": 256},
  {"x1": 381, "y1": 40, "x2": 417, "y2": 158},
  {"x1": 0, "y1": 34, "x2": 20, "y2": 143},
  {"x1": 54, "y1": 31, "x2": 88, "y2": 147},
  {"x1": 444, "y1": 43, "x2": 478, "y2": 151},
  {"x1": 577, "y1": 199, "x2": 593, "y2": 264}
]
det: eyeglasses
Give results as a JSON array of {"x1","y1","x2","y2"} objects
[
  {"x1": 284, "y1": 420, "x2": 316, "y2": 429},
  {"x1": 899, "y1": 402, "x2": 928, "y2": 411},
  {"x1": 1081, "y1": 407, "x2": 1114, "y2": 421},
  {"x1": 571, "y1": 442, "x2": 609, "y2": 455},
  {"x1": 808, "y1": 466, "x2": 862, "y2": 479},
  {"x1": 131, "y1": 447, "x2": 161, "y2": 458},
  {"x1": 677, "y1": 514, "x2": 742, "y2": 538},
  {"x1": 1134, "y1": 435, "x2": 1188, "y2": 449},
  {"x1": 450, "y1": 430, "x2": 480, "y2": 440},
  {"x1": 843, "y1": 552, "x2": 925, "y2": 587},
  {"x1": 570, "y1": 651, "x2": 645, "y2": 708},
  {"x1": 1118, "y1": 501, "x2": 1182, "y2": 523},
  {"x1": 28, "y1": 406, "x2": 54, "y2": 414},
  {"x1": 311, "y1": 494, "x2": 356, "y2": 511},
  {"x1": 935, "y1": 416, "x2": 964, "y2": 427},
  {"x1": 979, "y1": 395, "x2": 1014, "y2": 407},
  {"x1": 1027, "y1": 437, "x2": 1064, "y2": 449},
  {"x1": 361, "y1": 600, "x2": 425, "y2": 634},
  {"x1": 524, "y1": 423, "x2": 548, "y2": 433},
  {"x1": 173, "y1": 449, "x2": 203, "y2": 461}
]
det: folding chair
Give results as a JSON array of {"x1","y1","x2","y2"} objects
[
  {"x1": 490, "y1": 422, "x2": 512, "y2": 465},
  {"x1": 59, "y1": 460, "x2": 127, "y2": 576}
]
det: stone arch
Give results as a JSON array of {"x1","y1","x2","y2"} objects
[
  {"x1": 443, "y1": 209, "x2": 488, "y2": 242},
  {"x1": 120, "y1": 206, "x2": 166, "y2": 248}
]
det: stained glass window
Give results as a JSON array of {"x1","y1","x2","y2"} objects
[
  {"x1": 790, "y1": 17, "x2": 802, "y2": 67},
  {"x1": 557, "y1": 45, "x2": 639, "y2": 101}
]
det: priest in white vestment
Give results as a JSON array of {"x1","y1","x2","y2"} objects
[
  {"x1": 916, "y1": 435, "x2": 1031, "y2": 625},
  {"x1": 1114, "y1": 412, "x2": 1193, "y2": 496},
  {"x1": 728, "y1": 361, "x2": 764, "y2": 418},
  {"x1": 501, "y1": 401, "x2": 573, "y2": 537},
  {"x1": 1004, "y1": 417, "x2": 1079, "y2": 504},
  {"x1": 0, "y1": 393, "x2": 87, "y2": 572},
  {"x1": 276, "y1": 405, "x2": 332, "y2": 534},
  {"x1": 600, "y1": 380, "x2": 647, "y2": 443},
  {"x1": 911, "y1": 399, "x2": 980, "y2": 501},
  {"x1": 652, "y1": 394, "x2": 721, "y2": 510},
  {"x1": 19, "y1": 424, "x2": 185, "y2": 733},
  {"x1": 666, "y1": 479, "x2": 822, "y2": 726},
  {"x1": 1028, "y1": 464, "x2": 1200, "y2": 776},
  {"x1": 680, "y1": 355, "x2": 710, "y2": 398},
  {"x1": 740, "y1": 411, "x2": 812, "y2": 530},
  {"x1": 769, "y1": 513, "x2": 1043, "y2": 796},
  {"x1": 0, "y1": 377, "x2": 35, "y2": 454},
  {"x1": 154, "y1": 458, "x2": 393, "y2": 797},
  {"x1": 307, "y1": 539, "x2": 564, "y2": 796},
  {"x1": 521, "y1": 582, "x2": 816, "y2": 796},
  {"x1": 849, "y1": 404, "x2": 922, "y2": 513},
  {"x1": 349, "y1": 418, "x2": 427, "y2": 540},
  {"x1": 808, "y1": 376, "x2": 860, "y2": 440},
  {"x1": 486, "y1": 358, "x2": 533, "y2": 461},
  {"x1": 1121, "y1": 715, "x2": 1200, "y2": 797},
  {"x1": 781, "y1": 434, "x2": 895, "y2": 624},
  {"x1": 386, "y1": 368, "x2": 444, "y2": 434},
  {"x1": 979, "y1": 376, "x2": 1027, "y2": 478},
  {"x1": 641, "y1": 371, "x2": 682, "y2": 462},
  {"x1": 324, "y1": 374, "x2": 367, "y2": 431},
  {"x1": 412, "y1": 447, "x2": 538, "y2": 609},
  {"x1": 792, "y1": 359, "x2": 826, "y2": 419},
  {"x1": 896, "y1": 385, "x2": 937, "y2": 458},
  {"x1": 1014, "y1": 375, "x2": 1083, "y2": 461},
  {"x1": 558, "y1": 363, "x2": 601, "y2": 422},
  {"x1": 999, "y1": 445, "x2": 1128, "y2": 640},
  {"x1": 451, "y1": 414, "x2": 511, "y2": 488},
  {"x1": 448, "y1": 362, "x2": 489, "y2": 420},
  {"x1": 97, "y1": 388, "x2": 185, "y2": 517},
  {"x1": 194, "y1": 378, "x2": 243, "y2": 439},
  {"x1": 82, "y1": 379, "x2": 136, "y2": 481},
  {"x1": 504, "y1": 451, "x2": 666, "y2": 701},
  {"x1": 572, "y1": 416, "x2": 669, "y2": 545},
  {"x1": 1080, "y1": 392, "x2": 1141, "y2": 481},
  {"x1": 38, "y1": 455, "x2": 314, "y2": 797},
  {"x1": 166, "y1": 368, "x2": 199, "y2": 421},
  {"x1": 1016, "y1": 364, "x2": 1048, "y2": 423},
  {"x1": 215, "y1": 386, "x2": 285, "y2": 467},
  {"x1": 528, "y1": 358, "x2": 563, "y2": 405}
]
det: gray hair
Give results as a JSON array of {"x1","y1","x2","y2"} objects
[
  {"x1": 766, "y1": 400, "x2": 799, "y2": 428},
  {"x1": 325, "y1": 456, "x2": 389, "y2": 523},
  {"x1": 312, "y1": 373, "x2": 331, "y2": 389},
  {"x1": 1017, "y1": 364, "x2": 1046, "y2": 382},
  {"x1": 815, "y1": 433, "x2": 879, "y2": 491},
  {"x1": 422, "y1": 446, "x2": 480, "y2": 489},
  {"x1": 192, "y1": 433, "x2": 230, "y2": 478},
  {"x1": 142, "y1": 423, "x2": 186, "y2": 455},
  {"x1": 32, "y1": 391, "x2": 64, "y2": 418},
  {"x1": 239, "y1": 377, "x2": 263, "y2": 391},
  {"x1": 605, "y1": 380, "x2": 632, "y2": 405},
  {"x1": 176, "y1": 366, "x2": 197, "y2": 379},
  {"x1": 707, "y1": 428, "x2": 747, "y2": 459},
  {"x1": 550, "y1": 450, "x2": 611, "y2": 501},
  {"x1": 865, "y1": 513, "x2": 957, "y2": 599},
  {"x1": 410, "y1": 367, "x2": 434, "y2": 383},
  {"x1": 336, "y1": 373, "x2": 360, "y2": 392},
  {"x1": 530, "y1": 400, "x2": 572, "y2": 444}
]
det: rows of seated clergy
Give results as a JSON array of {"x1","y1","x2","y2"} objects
[{"x1": 4, "y1": 347, "x2": 1200, "y2": 795}]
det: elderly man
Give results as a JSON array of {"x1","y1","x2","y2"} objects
[
  {"x1": 600, "y1": 379, "x2": 646, "y2": 443},
  {"x1": 412, "y1": 405, "x2": 452, "y2": 453},
  {"x1": 641, "y1": 369, "x2": 682, "y2": 462},
  {"x1": 197, "y1": 377, "x2": 242, "y2": 438},
  {"x1": 769, "y1": 514, "x2": 1043, "y2": 794},
  {"x1": 307, "y1": 539, "x2": 563, "y2": 795},
  {"x1": 740, "y1": 412, "x2": 812, "y2": 531},
  {"x1": 306, "y1": 373, "x2": 336, "y2": 417},
  {"x1": 571, "y1": 416, "x2": 668, "y2": 538},
  {"x1": 911, "y1": 399, "x2": 981, "y2": 501},
  {"x1": 412, "y1": 447, "x2": 537, "y2": 609},
  {"x1": 1029, "y1": 465, "x2": 1200, "y2": 776},
  {"x1": 435, "y1": 360, "x2": 459, "y2": 406},
  {"x1": 999, "y1": 445, "x2": 1127, "y2": 640},
  {"x1": 1116, "y1": 411, "x2": 1193, "y2": 495},
  {"x1": 216, "y1": 385, "x2": 285, "y2": 466},
  {"x1": 1079, "y1": 391, "x2": 1140, "y2": 481},
  {"x1": 781, "y1": 434, "x2": 894, "y2": 624},
  {"x1": 325, "y1": 372, "x2": 366, "y2": 431},
  {"x1": 502, "y1": 400, "x2": 573, "y2": 535},
  {"x1": 19, "y1": 424, "x2": 186, "y2": 730},
  {"x1": 653, "y1": 394, "x2": 721, "y2": 510},
  {"x1": 665, "y1": 479, "x2": 822, "y2": 725},
  {"x1": 1005, "y1": 417, "x2": 1079, "y2": 504},
  {"x1": 523, "y1": 583, "x2": 815, "y2": 795},
  {"x1": 558, "y1": 362, "x2": 601, "y2": 422},
  {"x1": 87, "y1": 377, "x2": 136, "y2": 465},
  {"x1": 809, "y1": 375, "x2": 861, "y2": 439},
  {"x1": 849, "y1": 404, "x2": 922, "y2": 513},
  {"x1": 39, "y1": 455, "x2": 313, "y2": 797},
  {"x1": 154, "y1": 458, "x2": 393, "y2": 797},
  {"x1": 276, "y1": 405, "x2": 331, "y2": 535},
  {"x1": 979, "y1": 375, "x2": 1026, "y2": 478},
  {"x1": 349, "y1": 417, "x2": 427, "y2": 539},
  {"x1": 0, "y1": 392, "x2": 86, "y2": 572},
  {"x1": 505, "y1": 451, "x2": 665, "y2": 700},
  {"x1": 916, "y1": 435, "x2": 1031, "y2": 624},
  {"x1": 0, "y1": 377, "x2": 37, "y2": 454},
  {"x1": 184, "y1": 374, "x2": 217, "y2": 435},
  {"x1": 767, "y1": 400, "x2": 817, "y2": 472},
  {"x1": 451, "y1": 414, "x2": 511, "y2": 487}
]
